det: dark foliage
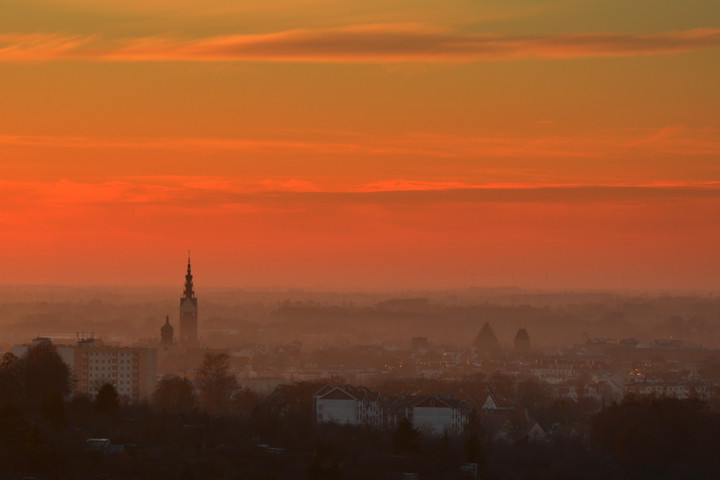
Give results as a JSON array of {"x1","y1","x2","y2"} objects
[
  {"x1": 0, "y1": 344, "x2": 71, "y2": 410},
  {"x1": 392, "y1": 417, "x2": 421, "y2": 455},
  {"x1": 95, "y1": 383, "x2": 120, "y2": 413},
  {"x1": 196, "y1": 353, "x2": 239, "y2": 414},
  {"x1": 153, "y1": 374, "x2": 196, "y2": 412},
  {"x1": 593, "y1": 396, "x2": 720, "y2": 477}
]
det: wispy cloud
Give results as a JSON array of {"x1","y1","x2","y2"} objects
[
  {"x1": 1, "y1": 178, "x2": 719, "y2": 214},
  {"x1": 2, "y1": 127, "x2": 718, "y2": 158},
  {"x1": 2, "y1": 26, "x2": 720, "y2": 63},
  {"x1": 0, "y1": 34, "x2": 95, "y2": 61}
]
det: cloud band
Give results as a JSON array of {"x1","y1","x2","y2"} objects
[{"x1": 2, "y1": 26, "x2": 720, "y2": 63}]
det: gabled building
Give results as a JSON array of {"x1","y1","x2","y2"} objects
[
  {"x1": 480, "y1": 384, "x2": 515, "y2": 412},
  {"x1": 386, "y1": 394, "x2": 468, "y2": 436},
  {"x1": 314, "y1": 384, "x2": 382, "y2": 428},
  {"x1": 483, "y1": 414, "x2": 547, "y2": 445}
]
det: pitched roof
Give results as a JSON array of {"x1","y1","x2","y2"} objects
[
  {"x1": 481, "y1": 384, "x2": 515, "y2": 410},
  {"x1": 474, "y1": 322, "x2": 502, "y2": 352},
  {"x1": 314, "y1": 384, "x2": 380, "y2": 401}
]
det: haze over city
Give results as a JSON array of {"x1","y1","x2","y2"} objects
[{"x1": 1, "y1": 1, "x2": 720, "y2": 479}]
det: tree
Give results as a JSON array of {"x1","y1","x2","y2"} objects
[
  {"x1": 196, "y1": 353, "x2": 238, "y2": 414},
  {"x1": 464, "y1": 433, "x2": 484, "y2": 465},
  {"x1": 0, "y1": 352, "x2": 22, "y2": 407},
  {"x1": 153, "y1": 375, "x2": 196, "y2": 412},
  {"x1": 23, "y1": 342, "x2": 71, "y2": 408},
  {"x1": 95, "y1": 383, "x2": 120, "y2": 413},
  {"x1": 41, "y1": 390, "x2": 67, "y2": 430},
  {"x1": 392, "y1": 417, "x2": 421, "y2": 455},
  {"x1": 231, "y1": 387, "x2": 260, "y2": 418},
  {"x1": 592, "y1": 396, "x2": 709, "y2": 469}
]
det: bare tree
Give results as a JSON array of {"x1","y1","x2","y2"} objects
[
  {"x1": 196, "y1": 353, "x2": 238, "y2": 414},
  {"x1": 153, "y1": 375, "x2": 196, "y2": 413}
]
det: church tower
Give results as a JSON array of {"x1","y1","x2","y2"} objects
[
  {"x1": 160, "y1": 315, "x2": 174, "y2": 344},
  {"x1": 179, "y1": 255, "x2": 198, "y2": 345},
  {"x1": 514, "y1": 328, "x2": 531, "y2": 356}
]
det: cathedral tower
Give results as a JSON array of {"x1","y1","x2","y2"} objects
[{"x1": 179, "y1": 255, "x2": 198, "y2": 345}]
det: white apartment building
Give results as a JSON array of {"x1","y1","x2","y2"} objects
[
  {"x1": 13, "y1": 337, "x2": 157, "y2": 402},
  {"x1": 314, "y1": 385, "x2": 382, "y2": 428}
]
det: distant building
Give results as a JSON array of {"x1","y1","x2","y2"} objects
[
  {"x1": 514, "y1": 328, "x2": 531, "y2": 356},
  {"x1": 483, "y1": 413, "x2": 547, "y2": 444},
  {"x1": 473, "y1": 322, "x2": 502, "y2": 355},
  {"x1": 314, "y1": 384, "x2": 382, "y2": 428},
  {"x1": 179, "y1": 255, "x2": 199, "y2": 346},
  {"x1": 623, "y1": 381, "x2": 708, "y2": 400}
]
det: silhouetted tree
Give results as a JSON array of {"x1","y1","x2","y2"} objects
[
  {"x1": 306, "y1": 462, "x2": 344, "y2": 480},
  {"x1": 307, "y1": 441, "x2": 344, "y2": 480},
  {"x1": 26, "y1": 422, "x2": 42, "y2": 450},
  {"x1": 393, "y1": 417, "x2": 421, "y2": 455},
  {"x1": 592, "y1": 396, "x2": 710, "y2": 470},
  {"x1": 231, "y1": 387, "x2": 261, "y2": 418},
  {"x1": 196, "y1": 353, "x2": 238, "y2": 414},
  {"x1": 0, "y1": 405, "x2": 27, "y2": 448},
  {"x1": 95, "y1": 383, "x2": 120, "y2": 413},
  {"x1": 23, "y1": 342, "x2": 71, "y2": 408},
  {"x1": 465, "y1": 408, "x2": 482, "y2": 436},
  {"x1": 0, "y1": 352, "x2": 22, "y2": 407},
  {"x1": 178, "y1": 461, "x2": 195, "y2": 480},
  {"x1": 464, "y1": 433, "x2": 484, "y2": 464},
  {"x1": 41, "y1": 390, "x2": 67, "y2": 430},
  {"x1": 153, "y1": 375, "x2": 196, "y2": 412}
]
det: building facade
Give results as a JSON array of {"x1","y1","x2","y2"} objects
[
  {"x1": 314, "y1": 384, "x2": 382, "y2": 428},
  {"x1": 73, "y1": 338, "x2": 157, "y2": 402},
  {"x1": 13, "y1": 337, "x2": 157, "y2": 402},
  {"x1": 387, "y1": 394, "x2": 468, "y2": 436}
]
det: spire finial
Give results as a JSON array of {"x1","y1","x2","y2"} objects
[{"x1": 183, "y1": 254, "x2": 195, "y2": 298}]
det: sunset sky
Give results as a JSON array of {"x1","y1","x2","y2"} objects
[{"x1": 1, "y1": 0, "x2": 719, "y2": 290}]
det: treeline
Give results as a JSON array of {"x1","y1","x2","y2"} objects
[{"x1": 3, "y1": 344, "x2": 720, "y2": 478}]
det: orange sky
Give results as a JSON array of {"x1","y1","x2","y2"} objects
[{"x1": 1, "y1": 0, "x2": 719, "y2": 290}]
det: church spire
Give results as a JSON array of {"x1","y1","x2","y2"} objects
[
  {"x1": 184, "y1": 252, "x2": 195, "y2": 299},
  {"x1": 179, "y1": 253, "x2": 199, "y2": 345}
]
